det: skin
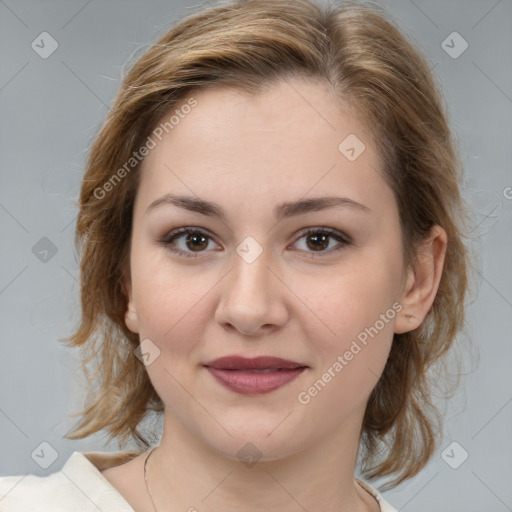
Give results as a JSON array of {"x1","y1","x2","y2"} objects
[{"x1": 101, "y1": 77, "x2": 447, "y2": 512}]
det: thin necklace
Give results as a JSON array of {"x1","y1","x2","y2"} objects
[{"x1": 144, "y1": 447, "x2": 158, "y2": 512}]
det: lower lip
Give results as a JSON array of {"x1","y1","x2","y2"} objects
[{"x1": 205, "y1": 367, "x2": 306, "y2": 394}]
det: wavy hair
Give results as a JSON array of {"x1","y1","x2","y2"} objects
[{"x1": 63, "y1": 0, "x2": 474, "y2": 490}]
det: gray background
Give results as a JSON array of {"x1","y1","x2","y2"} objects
[{"x1": 1, "y1": 0, "x2": 511, "y2": 510}]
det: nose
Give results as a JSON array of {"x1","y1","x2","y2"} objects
[{"x1": 214, "y1": 249, "x2": 289, "y2": 337}]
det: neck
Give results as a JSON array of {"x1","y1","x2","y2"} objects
[{"x1": 146, "y1": 409, "x2": 374, "y2": 512}]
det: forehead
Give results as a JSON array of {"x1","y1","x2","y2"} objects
[
  {"x1": 174, "y1": 78, "x2": 364, "y2": 144},
  {"x1": 137, "y1": 77, "x2": 390, "y2": 216}
]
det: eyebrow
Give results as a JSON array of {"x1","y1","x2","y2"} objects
[{"x1": 146, "y1": 194, "x2": 371, "y2": 220}]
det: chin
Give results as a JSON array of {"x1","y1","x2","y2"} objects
[{"x1": 197, "y1": 419, "x2": 309, "y2": 464}]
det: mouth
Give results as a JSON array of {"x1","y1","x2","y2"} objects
[
  {"x1": 203, "y1": 355, "x2": 307, "y2": 371},
  {"x1": 203, "y1": 356, "x2": 308, "y2": 394}
]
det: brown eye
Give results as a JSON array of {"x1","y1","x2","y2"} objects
[
  {"x1": 305, "y1": 232, "x2": 330, "y2": 251},
  {"x1": 292, "y1": 228, "x2": 351, "y2": 256},
  {"x1": 161, "y1": 228, "x2": 219, "y2": 258},
  {"x1": 184, "y1": 232, "x2": 209, "y2": 251}
]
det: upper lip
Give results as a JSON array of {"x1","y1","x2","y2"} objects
[{"x1": 204, "y1": 356, "x2": 307, "y2": 370}]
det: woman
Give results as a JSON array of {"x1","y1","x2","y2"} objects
[{"x1": 0, "y1": 0, "x2": 471, "y2": 510}]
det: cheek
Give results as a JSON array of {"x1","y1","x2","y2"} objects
[
  {"x1": 130, "y1": 250, "x2": 218, "y2": 358},
  {"x1": 292, "y1": 256, "x2": 400, "y2": 398},
  {"x1": 135, "y1": 272, "x2": 203, "y2": 340},
  {"x1": 295, "y1": 282, "x2": 397, "y2": 418},
  {"x1": 129, "y1": 258, "x2": 212, "y2": 402},
  {"x1": 298, "y1": 259, "x2": 400, "y2": 345}
]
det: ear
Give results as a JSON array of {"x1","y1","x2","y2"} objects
[
  {"x1": 123, "y1": 265, "x2": 140, "y2": 334},
  {"x1": 394, "y1": 225, "x2": 448, "y2": 334}
]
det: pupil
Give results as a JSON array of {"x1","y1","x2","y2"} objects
[
  {"x1": 308, "y1": 234, "x2": 328, "y2": 251},
  {"x1": 187, "y1": 234, "x2": 207, "y2": 251}
]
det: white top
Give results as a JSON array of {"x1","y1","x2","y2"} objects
[{"x1": 0, "y1": 451, "x2": 398, "y2": 511}]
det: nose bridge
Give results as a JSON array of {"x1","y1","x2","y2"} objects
[
  {"x1": 229, "y1": 243, "x2": 274, "y2": 305},
  {"x1": 215, "y1": 239, "x2": 288, "y2": 334}
]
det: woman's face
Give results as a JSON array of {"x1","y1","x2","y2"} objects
[{"x1": 125, "y1": 77, "x2": 409, "y2": 461}]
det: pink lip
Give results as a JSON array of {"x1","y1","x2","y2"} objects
[
  {"x1": 203, "y1": 356, "x2": 308, "y2": 395},
  {"x1": 204, "y1": 355, "x2": 306, "y2": 370}
]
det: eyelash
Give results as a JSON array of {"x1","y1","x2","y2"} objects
[{"x1": 159, "y1": 227, "x2": 352, "y2": 259}]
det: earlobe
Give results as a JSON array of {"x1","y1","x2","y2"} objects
[
  {"x1": 125, "y1": 307, "x2": 140, "y2": 334},
  {"x1": 394, "y1": 225, "x2": 448, "y2": 335}
]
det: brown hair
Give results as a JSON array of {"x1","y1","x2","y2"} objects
[{"x1": 63, "y1": 0, "x2": 473, "y2": 489}]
